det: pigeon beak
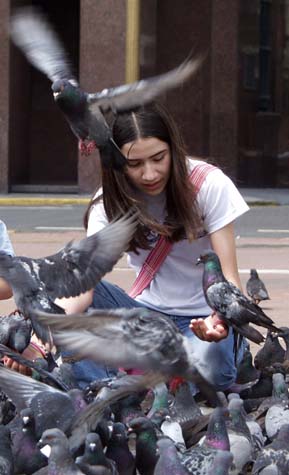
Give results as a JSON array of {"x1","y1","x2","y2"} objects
[
  {"x1": 196, "y1": 257, "x2": 202, "y2": 265},
  {"x1": 53, "y1": 91, "x2": 60, "y2": 99}
]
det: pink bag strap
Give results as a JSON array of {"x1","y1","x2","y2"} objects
[{"x1": 129, "y1": 162, "x2": 216, "y2": 298}]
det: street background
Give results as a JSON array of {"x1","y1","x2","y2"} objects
[{"x1": 1, "y1": 190, "x2": 289, "y2": 356}]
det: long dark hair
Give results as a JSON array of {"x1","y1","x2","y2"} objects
[{"x1": 84, "y1": 103, "x2": 203, "y2": 251}]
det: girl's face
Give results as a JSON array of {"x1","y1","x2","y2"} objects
[{"x1": 121, "y1": 137, "x2": 171, "y2": 196}]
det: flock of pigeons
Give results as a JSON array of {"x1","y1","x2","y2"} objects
[
  {"x1": 0, "y1": 208, "x2": 287, "y2": 474},
  {"x1": 0, "y1": 5, "x2": 286, "y2": 475}
]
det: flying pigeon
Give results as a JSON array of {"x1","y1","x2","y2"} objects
[
  {"x1": 246, "y1": 268, "x2": 270, "y2": 305},
  {"x1": 36, "y1": 306, "x2": 222, "y2": 407},
  {"x1": 197, "y1": 251, "x2": 281, "y2": 344},
  {"x1": 0, "y1": 211, "x2": 137, "y2": 344},
  {"x1": 10, "y1": 6, "x2": 203, "y2": 169}
]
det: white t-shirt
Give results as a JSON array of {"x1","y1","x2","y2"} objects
[{"x1": 87, "y1": 159, "x2": 249, "y2": 316}]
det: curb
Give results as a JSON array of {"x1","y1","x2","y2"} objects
[{"x1": 0, "y1": 197, "x2": 90, "y2": 206}]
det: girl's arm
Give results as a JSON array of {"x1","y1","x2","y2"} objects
[{"x1": 0, "y1": 278, "x2": 13, "y2": 300}]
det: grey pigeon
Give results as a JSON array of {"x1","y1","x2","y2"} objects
[
  {"x1": 105, "y1": 423, "x2": 136, "y2": 475},
  {"x1": 246, "y1": 269, "x2": 270, "y2": 305},
  {"x1": 197, "y1": 251, "x2": 281, "y2": 344},
  {"x1": 0, "y1": 311, "x2": 32, "y2": 352},
  {"x1": 225, "y1": 398, "x2": 254, "y2": 473},
  {"x1": 206, "y1": 450, "x2": 233, "y2": 475},
  {"x1": 0, "y1": 212, "x2": 137, "y2": 344},
  {"x1": 0, "y1": 425, "x2": 14, "y2": 475},
  {"x1": 38, "y1": 428, "x2": 85, "y2": 474},
  {"x1": 10, "y1": 7, "x2": 202, "y2": 169},
  {"x1": 0, "y1": 365, "x2": 87, "y2": 440},
  {"x1": 36, "y1": 307, "x2": 222, "y2": 407},
  {"x1": 160, "y1": 416, "x2": 185, "y2": 446},
  {"x1": 252, "y1": 423, "x2": 289, "y2": 474},
  {"x1": 154, "y1": 437, "x2": 189, "y2": 475},
  {"x1": 264, "y1": 372, "x2": 289, "y2": 440}
]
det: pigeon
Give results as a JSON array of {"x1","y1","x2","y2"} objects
[
  {"x1": 105, "y1": 423, "x2": 136, "y2": 475},
  {"x1": 154, "y1": 437, "x2": 190, "y2": 475},
  {"x1": 246, "y1": 269, "x2": 270, "y2": 305},
  {"x1": 75, "y1": 432, "x2": 118, "y2": 474},
  {"x1": 37, "y1": 428, "x2": 85, "y2": 474},
  {"x1": 147, "y1": 382, "x2": 169, "y2": 419},
  {"x1": 0, "y1": 311, "x2": 32, "y2": 352},
  {"x1": 236, "y1": 347, "x2": 260, "y2": 384},
  {"x1": 36, "y1": 307, "x2": 222, "y2": 407},
  {"x1": 0, "y1": 211, "x2": 137, "y2": 344},
  {"x1": 206, "y1": 450, "x2": 233, "y2": 475},
  {"x1": 0, "y1": 365, "x2": 87, "y2": 440},
  {"x1": 128, "y1": 416, "x2": 158, "y2": 475},
  {"x1": 254, "y1": 330, "x2": 285, "y2": 371},
  {"x1": 0, "y1": 425, "x2": 14, "y2": 475},
  {"x1": 10, "y1": 7, "x2": 202, "y2": 169},
  {"x1": 197, "y1": 251, "x2": 281, "y2": 344},
  {"x1": 0, "y1": 343, "x2": 70, "y2": 391},
  {"x1": 9, "y1": 407, "x2": 48, "y2": 475},
  {"x1": 252, "y1": 423, "x2": 289, "y2": 474},
  {"x1": 161, "y1": 415, "x2": 186, "y2": 446},
  {"x1": 264, "y1": 372, "x2": 289, "y2": 440}
]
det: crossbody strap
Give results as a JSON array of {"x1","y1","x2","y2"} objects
[{"x1": 128, "y1": 162, "x2": 217, "y2": 298}]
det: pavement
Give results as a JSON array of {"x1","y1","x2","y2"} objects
[{"x1": 1, "y1": 187, "x2": 288, "y2": 357}]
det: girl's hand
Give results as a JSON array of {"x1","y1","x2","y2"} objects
[{"x1": 190, "y1": 312, "x2": 228, "y2": 342}]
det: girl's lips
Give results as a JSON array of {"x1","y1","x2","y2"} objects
[{"x1": 142, "y1": 181, "x2": 162, "y2": 190}]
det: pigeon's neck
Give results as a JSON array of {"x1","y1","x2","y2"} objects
[{"x1": 203, "y1": 261, "x2": 224, "y2": 289}]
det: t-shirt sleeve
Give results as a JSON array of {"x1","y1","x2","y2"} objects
[
  {"x1": 0, "y1": 220, "x2": 14, "y2": 256},
  {"x1": 86, "y1": 200, "x2": 109, "y2": 236},
  {"x1": 197, "y1": 168, "x2": 249, "y2": 234}
]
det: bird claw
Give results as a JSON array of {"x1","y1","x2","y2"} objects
[{"x1": 79, "y1": 140, "x2": 97, "y2": 156}]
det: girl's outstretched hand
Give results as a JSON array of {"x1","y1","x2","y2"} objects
[{"x1": 190, "y1": 312, "x2": 228, "y2": 342}]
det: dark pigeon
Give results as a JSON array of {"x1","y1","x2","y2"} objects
[
  {"x1": 246, "y1": 268, "x2": 270, "y2": 305},
  {"x1": 9, "y1": 407, "x2": 48, "y2": 474},
  {"x1": 10, "y1": 7, "x2": 202, "y2": 169},
  {"x1": 236, "y1": 347, "x2": 260, "y2": 384},
  {"x1": 197, "y1": 251, "x2": 281, "y2": 344},
  {"x1": 36, "y1": 307, "x2": 222, "y2": 407},
  {"x1": 0, "y1": 212, "x2": 137, "y2": 344},
  {"x1": 75, "y1": 432, "x2": 118, "y2": 474},
  {"x1": 105, "y1": 423, "x2": 136, "y2": 475},
  {"x1": 0, "y1": 343, "x2": 69, "y2": 391},
  {"x1": 128, "y1": 416, "x2": 158, "y2": 475},
  {"x1": 254, "y1": 330, "x2": 285, "y2": 371},
  {"x1": 0, "y1": 425, "x2": 14, "y2": 475}
]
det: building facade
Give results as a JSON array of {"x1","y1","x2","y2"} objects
[{"x1": 0, "y1": 0, "x2": 288, "y2": 193}]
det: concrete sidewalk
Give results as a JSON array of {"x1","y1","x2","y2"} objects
[{"x1": 0, "y1": 187, "x2": 288, "y2": 206}]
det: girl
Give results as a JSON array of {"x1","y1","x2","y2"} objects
[{"x1": 59, "y1": 103, "x2": 249, "y2": 390}]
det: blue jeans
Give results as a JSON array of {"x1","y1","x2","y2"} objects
[{"x1": 70, "y1": 280, "x2": 245, "y2": 390}]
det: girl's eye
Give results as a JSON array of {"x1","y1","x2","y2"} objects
[
  {"x1": 153, "y1": 153, "x2": 165, "y2": 162},
  {"x1": 126, "y1": 160, "x2": 141, "y2": 168}
]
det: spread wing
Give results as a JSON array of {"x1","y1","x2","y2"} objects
[
  {"x1": 27, "y1": 212, "x2": 137, "y2": 300},
  {"x1": 88, "y1": 58, "x2": 203, "y2": 113},
  {"x1": 10, "y1": 6, "x2": 75, "y2": 83}
]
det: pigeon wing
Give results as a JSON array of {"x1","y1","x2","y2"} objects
[
  {"x1": 10, "y1": 7, "x2": 75, "y2": 83},
  {"x1": 88, "y1": 58, "x2": 203, "y2": 113},
  {"x1": 0, "y1": 365, "x2": 61, "y2": 412},
  {"x1": 33, "y1": 212, "x2": 137, "y2": 300}
]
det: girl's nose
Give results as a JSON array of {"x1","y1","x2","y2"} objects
[{"x1": 142, "y1": 162, "x2": 157, "y2": 181}]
